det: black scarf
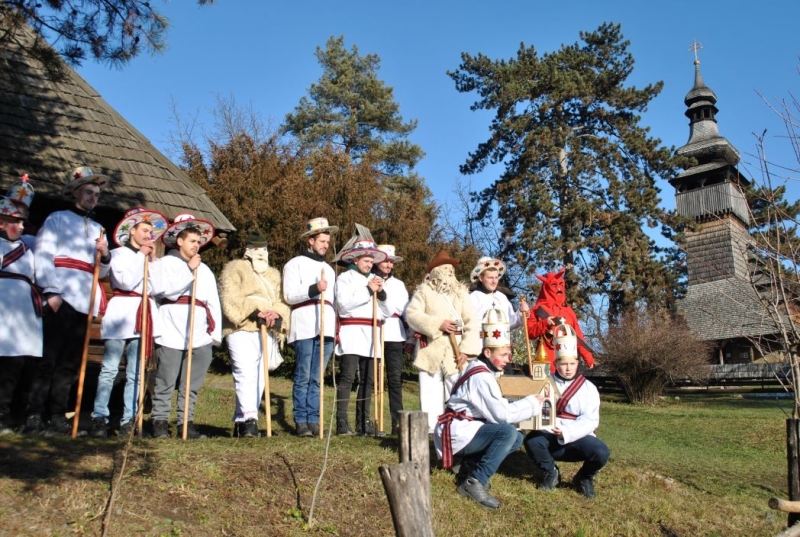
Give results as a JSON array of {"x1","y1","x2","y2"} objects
[{"x1": 301, "y1": 250, "x2": 326, "y2": 262}]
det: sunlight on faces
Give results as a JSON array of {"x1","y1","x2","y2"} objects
[
  {"x1": 177, "y1": 230, "x2": 201, "y2": 259},
  {"x1": 478, "y1": 269, "x2": 500, "y2": 291},
  {"x1": 376, "y1": 258, "x2": 394, "y2": 273},
  {"x1": 0, "y1": 217, "x2": 24, "y2": 240},
  {"x1": 129, "y1": 222, "x2": 154, "y2": 248},
  {"x1": 483, "y1": 346, "x2": 513, "y2": 369},
  {"x1": 73, "y1": 183, "x2": 101, "y2": 212},
  {"x1": 354, "y1": 254, "x2": 374, "y2": 273},
  {"x1": 308, "y1": 233, "x2": 331, "y2": 256},
  {"x1": 555, "y1": 356, "x2": 580, "y2": 379}
]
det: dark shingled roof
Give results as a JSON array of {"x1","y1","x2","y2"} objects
[
  {"x1": 677, "y1": 278, "x2": 782, "y2": 341},
  {"x1": 0, "y1": 17, "x2": 234, "y2": 231}
]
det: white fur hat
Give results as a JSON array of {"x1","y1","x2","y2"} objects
[
  {"x1": 471, "y1": 256, "x2": 507, "y2": 282},
  {"x1": 481, "y1": 307, "x2": 511, "y2": 348}
]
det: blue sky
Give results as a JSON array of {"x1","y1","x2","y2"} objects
[{"x1": 75, "y1": 1, "x2": 799, "y2": 215}]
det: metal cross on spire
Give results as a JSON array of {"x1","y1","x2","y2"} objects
[{"x1": 689, "y1": 39, "x2": 703, "y2": 64}]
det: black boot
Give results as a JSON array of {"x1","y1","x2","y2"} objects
[
  {"x1": 178, "y1": 421, "x2": 207, "y2": 440},
  {"x1": 235, "y1": 419, "x2": 258, "y2": 438},
  {"x1": 89, "y1": 417, "x2": 107, "y2": 438},
  {"x1": 337, "y1": 418, "x2": 354, "y2": 436},
  {"x1": 151, "y1": 420, "x2": 170, "y2": 439}
]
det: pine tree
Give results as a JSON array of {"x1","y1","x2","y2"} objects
[{"x1": 449, "y1": 22, "x2": 684, "y2": 316}]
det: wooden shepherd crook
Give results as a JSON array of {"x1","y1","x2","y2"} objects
[
  {"x1": 260, "y1": 323, "x2": 272, "y2": 437},
  {"x1": 318, "y1": 268, "x2": 326, "y2": 439},
  {"x1": 72, "y1": 227, "x2": 105, "y2": 439},
  {"x1": 520, "y1": 295, "x2": 534, "y2": 377},
  {"x1": 135, "y1": 256, "x2": 150, "y2": 437},
  {"x1": 181, "y1": 268, "x2": 199, "y2": 441},
  {"x1": 372, "y1": 290, "x2": 379, "y2": 434},
  {"x1": 378, "y1": 322, "x2": 385, "y2": 434}
]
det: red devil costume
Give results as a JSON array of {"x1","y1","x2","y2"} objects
[{"x1": 526, "y1": 269, "x2": 594, "y2": 371}]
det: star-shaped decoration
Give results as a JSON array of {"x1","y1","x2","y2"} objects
[
  {"x1": 154, "y1": 221, "x2": 166, "y2": 229},
  {"x1": 167, "y1": 230, "x2": 176, "y2": 237},
  {"x1": 492, "y1": 329, "x2": 502, "y2": 339},
  {"x1": 1, "y1": 206, "x2": 12, "y2": 215},
  {"x1": 119, "y1": 224, "x2": 130, "y2": 232},
  {"x1": 202, "y1": 228, "x2": 211, "y2": 235},
  {"x1": 74, "y1": 172, "x2": 83, "y2": 179},
  {"x1": 142, "y1": 214, "x2": 151, "y2": 221}
]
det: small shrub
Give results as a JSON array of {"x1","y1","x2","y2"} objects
[{"x1": 598, "y1": 308, "x2": 712, "y2": 405}]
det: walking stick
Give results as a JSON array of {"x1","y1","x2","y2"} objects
[
  {"x1": 448, "y1": 333, "x2": 464, "y2": 372},
  {"x1": 135, "y1": 256, "x2": 150, "y2": 437},
  {"x1": 260, "y1": 323, "x2": 272, "y2": 437},
  {"x1": 72, "y1": 227, "x2": 105, "y2": 439},
  {"x1": 372, "y1": 291, "x2": 379, "y2": 434},
  {"x1": 378, "y1": 323, "x2": 385, "y2": 434},
  {"x1": 520, "y1": 295, "x2": 534, "y2": 378},
  {"x1": 318, "y1": 268, "x2": 326, "y2": 440},
  {"x1": 181, "y1": 268, "x2": 199, "y2": 441}
]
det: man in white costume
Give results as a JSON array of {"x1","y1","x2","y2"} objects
[
  {"x1": 27, "y1": 166, "x2": 111, "y2": 435},
  {"x1": 220, "y1": 231, "x2": 290, "y2": 438},
  {"x1": 371, "y1": 244, "x2": 409, "y2": 435},
  {"x1": 469, "y1": 256, "x2": 528, "y2": 329},
  {"x1": 404, "y1": 251, "x2": 481, "y2": 433},
  {"x1": 150, "y1": 214, "x2": 221, "y2": 439},
  {"x1": 334, "y1": 239, "x2": 387, "y2": 436},
  {"x1": 434, "y1": 308, "x2": 544, "y2": 510},
  {"x1": 283, "y1": 217, "x2": 338, "y2": 437},
  {"x1": 0, "y1": 174, "x2": 40, "y2": 433},
  {"x1": 89, "y1": 207, "x2": 168, "y2": 437}
]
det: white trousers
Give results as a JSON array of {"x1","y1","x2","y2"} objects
[
  {"x1": 418, "y1": 370, "x2": 457, "y2": 434},
  {"x1": 227, "y1": 330, "x2": 283, "y2": 422}
]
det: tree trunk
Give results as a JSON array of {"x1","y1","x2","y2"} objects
[{"x1": 787, "y1": 419, "x2": 800, "y2": 527}]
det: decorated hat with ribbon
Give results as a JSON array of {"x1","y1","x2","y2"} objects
[
  {"x1": 339, "y1": 238, "x2": 387, "y2": 264},
  {"x1": 113, "y1": 206, "x2": 169, "y2": 246},
  {"x1": 300, "y1": 217, "x2": 339, "y2": 239},
  {"x1": 471, "y1": 256, "x2": 507, "y2": 282},
  {"x1": 377, "y1": 244, "x2": 404, "y2": 263},
  {"x1": 60, "y1": 166, "x2": 109, "y2": 197},
  {"x1": 162, "y1": 213, "x2": 216, "y2": 248},
  {"x1": 481, "y1": 307, "x2": 511, "y2": 348},
  {"x1": 553, "y1": 323, "x2": 578, "y2": 361},
  {"x1": 0, "y1": 173, "x2": 35, "y2": 220}
]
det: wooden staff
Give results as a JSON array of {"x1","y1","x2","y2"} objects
[
  {"x1": 372, "y1": 291, "x2": 379, "y2": 435},
  {"x1": 378, "y1": 323, "x2": 385, "y2": 434},
  {"x1": 448, "y1": 333, "x2": 464, "y2": 372},
  {"x1": 135, "y1": 256, "x2": 150, "y2": 437},
  {"x1": 72, "y1": 227, "x2": 105, "y2": 439},
  {"x1": 181, "y1": 268, "x2": 199, "y2": 441},
  {"x1": 520, "y1": 295, "x2": 534, "y2": 378},
  {"x1": 318, "y1": 268, "x2": 326, "y2": 440},
  {"x1": 260, "y1": 323, "x2": 272, "y2": 437}
]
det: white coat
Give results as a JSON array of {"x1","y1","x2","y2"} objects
[
  {"x1": 469, "y1": 289, "x2": 523, "y2": 329},
  {"x1": 433, "y1": 359, "x2": 541, "y2": 459},
  {"x1": 0, "y1": 235, "x2": 42, "y2": 357},
  {"x1": 335, "y1": 268, "x2": 388, "y2": 358},
  {"x1": 378, "y1": 273, "x2": 409, "y2": 343},
  {"x1": 100, "y1": 245, "x2": 162, "y2": 340},
  {"x1": 283, "y1": 253, "x2": 336, "y2": 343},
  {"x1": 153, "y1": 252, "x2": 221, "y2": 350},
  {"x1": 34, "y1": 210, "x2": 111, "y2": 315},
  {"x1": 552, "y1": 374, "x2": 601, "y2": 444}
]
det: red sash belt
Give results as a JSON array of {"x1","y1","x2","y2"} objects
[
  {"x1": 436, "y1": 364, "x2": 491, "y2": 469},
  {"x1": 556, "y1": 374, "x2": 586, "y2": 420},
  {"x1": 161, "y1": 295, "x2": 215, "y2": 334},
  {"x1": 1, "y1": 243, "x2": 27, "y2": 270},
  {"x1": 0, "y1": 272, "x2": 44, "y2": 316},
  {"x1": 339, "y1": 317, "x2": 385, "y2": 327},
  {"x1": 105, "y1": 290, "x2": 155, "y2": 360},
  {"x1": 54, "y1": 257, "x2": 108, "y2": 314},
  {"x1": 291, "y1": 299, "x2": 333, "y2": 310}
]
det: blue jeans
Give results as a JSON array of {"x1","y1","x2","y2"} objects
[
  {"x1": 456, "y1": 423, "x2": 523, "y2": 486},
  {"x1": 92, "y1": 338, "x2": 141, "y2": 426},
  {"x1": 524, "y1": 430, "x2": 610, "y2": 478},
  {"x1": 291, "y1": 337, "x2": 333, "y2": 425}
]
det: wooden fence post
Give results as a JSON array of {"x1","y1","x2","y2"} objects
[{"x1": 379, "y1": 411, "x2": 434, "y2": 537}]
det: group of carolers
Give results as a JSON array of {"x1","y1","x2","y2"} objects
[
  {"x1": 0, "y1": 167, "x2": 221, "y2": 439},
  {"x1": 0, "y1": 168, "x2": 609, "y2": 508}
]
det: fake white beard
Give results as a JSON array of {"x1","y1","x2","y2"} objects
[
  {"x1": 245, "y1": 247, "x2": 270, "y2": 274},
  {"x1": 429, "y1": 265, "x2": 459, "y2": 297}
]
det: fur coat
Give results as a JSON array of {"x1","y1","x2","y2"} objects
[
  {"x1": 404, "y1": 281, "x2": 481, "y2": 376},
  {"x1": 220, "y1": 259, "x2": 290, "y2": 340}
]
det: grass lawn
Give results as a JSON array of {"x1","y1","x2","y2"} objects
[{"x1": 0, "y1": 372, "x2": 791, "y2": 536}]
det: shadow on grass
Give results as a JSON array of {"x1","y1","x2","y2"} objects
[{"x1": 0, "y1": 435, "x2": 131, "y2": 493}]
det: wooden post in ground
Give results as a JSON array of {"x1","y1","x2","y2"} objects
[
  {"x1": 788, "y1": 419, "x2": 800, "y2": 527},
  {"x1": 379, "y1": 411, "x2": 433, "y2": 537}
]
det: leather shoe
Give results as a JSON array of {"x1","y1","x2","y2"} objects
[
  {"x1": 296, "y1": 422, "x2": 312, "y2": 437},
  {"x1": 573, "y1": 474, "x2": 596, "y2": 499},
  {"x1": 457, "y1": 477, "x2": 500, "y2": 510}
]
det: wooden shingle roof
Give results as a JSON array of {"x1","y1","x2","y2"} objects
[{"x1": 0, "y1": 19, "x2": 234, "y2": 231}]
